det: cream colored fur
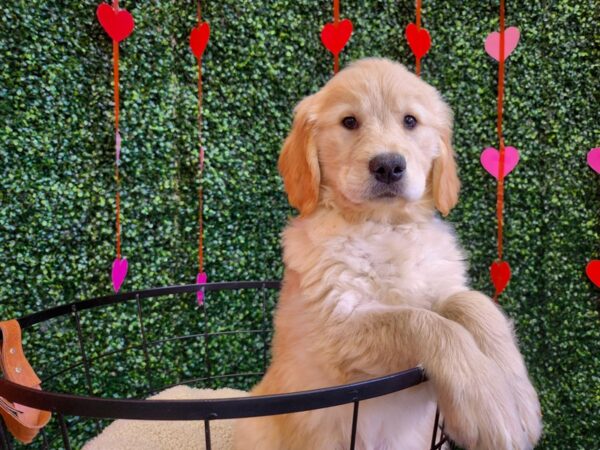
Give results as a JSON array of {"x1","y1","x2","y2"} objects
[
  {"x1": 234, "y1": 58, "x2": 542, "y2": 450},
  {"x1": 84, "y1": 386, "x2": 247, "y2": 450}
]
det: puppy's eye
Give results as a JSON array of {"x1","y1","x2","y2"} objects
[
  {"x1": 403, "y1": 115, "x2": 417, "y2": 130},
  {"x1": 341, "y1": 116, "x2": 359, "y2": 130}
]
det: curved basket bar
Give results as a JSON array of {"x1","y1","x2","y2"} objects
[
  {"x1": 0, "y1": 368, "x2": 426, "y2": 421},
  {"x1": 16, "y1": 281, "x2": 282, "y2": 329},
  {"x1": 0, "y1": 282, "x2": 452, "y2": 449}
]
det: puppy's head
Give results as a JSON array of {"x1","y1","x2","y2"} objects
[{"x1": 279, "y1": 58, "x2": 459, "y2": 221}]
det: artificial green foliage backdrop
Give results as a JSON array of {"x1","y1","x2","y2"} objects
[{"x1": 0, "y1": 1, "x2": 598, "y2": 448}]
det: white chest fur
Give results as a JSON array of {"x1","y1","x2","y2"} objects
[
  {"x1": 282, "y1": 210, "x2": 469, "y2": 314},
  {"x1": 279, "y1": 210, "x2": 468, "y2": 449}
]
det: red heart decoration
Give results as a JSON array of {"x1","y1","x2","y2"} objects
[
  {"x1": 405, "y1": 23, "x2": 431, "y2": 59},
  {"x1": 321, "y1": 19, "x2": 353, "y2": 56},
  {"x1": 190, "y1": 22, "x2": 211, "y2": 58},
  {"x1": 490, "y1": 260, "x2": 511, "y2": 296},
  {"x1": 586, "y1": 260, "x2": 600, "y2": 288},
  {"x1": 96, "y1": 3, "x2": 134, "y2": 43}
]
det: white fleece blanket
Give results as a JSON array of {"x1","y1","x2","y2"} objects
[{"x1": 84, "y1": 386, "x2": 248, "y2": 450}]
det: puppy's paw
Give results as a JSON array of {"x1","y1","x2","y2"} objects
[{"x1": 440, "y1": 360, "x2": 534, "y2": 450}]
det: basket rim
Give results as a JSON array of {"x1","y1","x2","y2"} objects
[
  {"x1": 0, "y1": 368, "x2": 426, "y2": 421},
  {"x1": 16, "y1": 280, "x2": 282, "y2": 329},
  {"x1": 1, "y1": 281, "x2": 427, "y2": 421}
]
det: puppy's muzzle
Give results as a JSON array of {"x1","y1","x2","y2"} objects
[{"x1": 369, "y1": 153, "x2": 406, "y2": 184}]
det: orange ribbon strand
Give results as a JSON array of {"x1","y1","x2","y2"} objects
[
  {"x1": 493, "y1": 0, "x2": 507, "y2": 301},
  {"x1": 496, "y1": 0, "x2": 506, "y2": 262},
  {"x1": 197, "y1": 0, "x2": 205, "y2": 274},
  {"x1": 415, "y1": 0, "x2": 422, "y2": 76},
  {"x1": 333, "y1": 0, "x2": 340, "y2": 74}
]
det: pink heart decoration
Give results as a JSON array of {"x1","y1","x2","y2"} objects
[
  {"x1": 480, "y1": 146, "x2": 520, "y2": 179},
  {"x1": 111, "y1": 257, "x2": 128, "y2": 293},
  {"x1": 190, "y1": 22, "x2": 210, "y2": 58},
  {"x1": 196, "y1": 272, "x2": 207, "y2": 305},
  {"x1": 96, "y1": 3, "x2": 135, "y2": 43},
  {"x1": 587, "y1": 148, "x2": 600, "y2": 174},
  {"x1": 485, "y1": 27, "x2": 520, "y2": 61}
]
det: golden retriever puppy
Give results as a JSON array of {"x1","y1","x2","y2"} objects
[{"x1": 234, "y1": 58, "x2": 542, "y2": 450}]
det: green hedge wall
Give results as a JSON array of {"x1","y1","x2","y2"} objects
[{"x1": 1, "y1": 1, "x2": 598, "y2": 449}]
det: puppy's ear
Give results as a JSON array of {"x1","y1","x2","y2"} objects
[
  {"x1": 278, "y1": 95, "x2": 320, "y2": 216},
  {"x1": 432, "y1": 129, "x2": 460, "y2": 216}
]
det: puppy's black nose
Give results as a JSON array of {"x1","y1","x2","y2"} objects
[{"x1": 369, "y1": 153, "x2": 406, "y2": 184}]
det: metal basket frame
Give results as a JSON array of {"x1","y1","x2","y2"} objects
[{"x1": 0, "y1": 281, "x2": 453, "y2": 450}]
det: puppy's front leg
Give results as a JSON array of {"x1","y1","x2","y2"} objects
[
  {"x1": 433, "y1": 291, "x2": 542, "y2": 448},
  {"x1": 321, "y1": 305, "x2": 532, "y2": 450}
]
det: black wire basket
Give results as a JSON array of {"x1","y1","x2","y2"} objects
[{"x1": 0, "y1": 281, "x2": 455, "y2": 449}]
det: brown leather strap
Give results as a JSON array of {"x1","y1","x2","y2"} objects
[
  {"x1": 0, "y1": 320, "x2": 51, "y2": 444},
  {"x1": 1, "y1": 321, "x2": 40, "y2": 387}
]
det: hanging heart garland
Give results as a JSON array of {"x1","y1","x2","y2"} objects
[
  {"x1": 485, "y1": 0, "x2": 518, "y2": 301},
  {"x1": 485, "y1": 26, "x2": 520, "y2": 61},
  {"x1": 191, "y1": 2, "x2": 209, "y2": 306},
  {"x1": 481, "y1": 146, "x2": 520, "y2": 179},
  {"x1": 97, "y1": 1, "x2": 134, "y2": 293}
]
